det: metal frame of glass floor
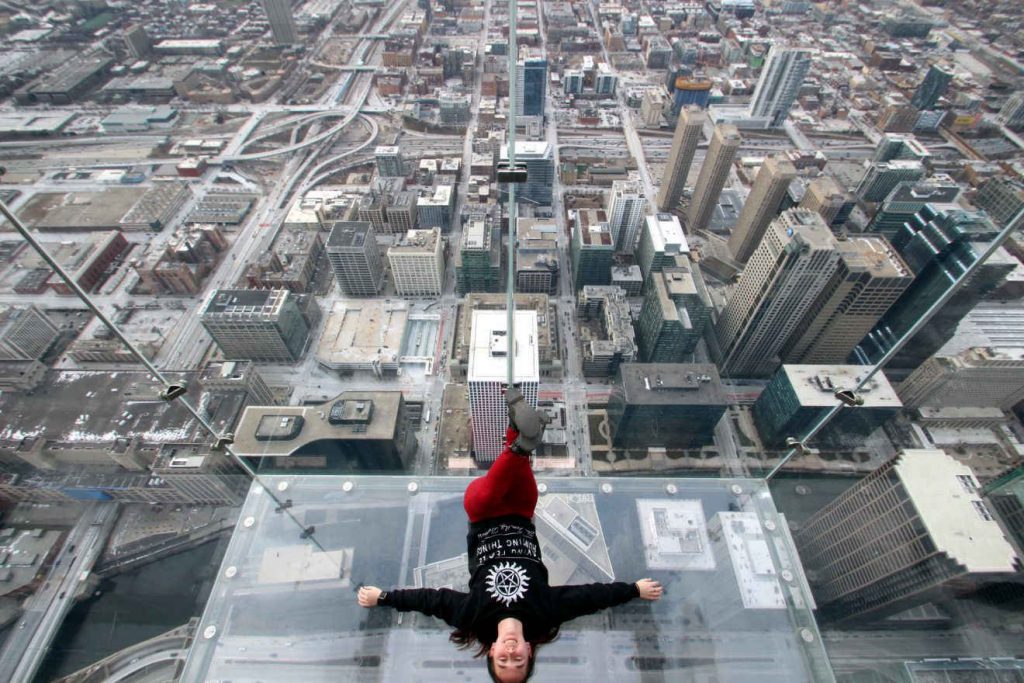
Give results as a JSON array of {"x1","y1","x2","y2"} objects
[{"x1": 183, "y1": 476, "x2": 835, "y2": 682}]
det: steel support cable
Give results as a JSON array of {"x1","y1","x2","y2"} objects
[
  {"x1": 764, "y1": 205, "x2": 1024, "y2": 480},
  {"x1": 0, "y1": 199, "x2": 334, "y2": 559},
  {"x1": 505, "y1": 0, "x2": 519, "y2": 388}
]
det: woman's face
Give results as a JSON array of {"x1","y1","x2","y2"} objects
[{"x1": 489, "y1": 635, "x2": 532, "y2": 682}]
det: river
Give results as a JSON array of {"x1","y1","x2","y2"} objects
[{"x1": 32, "y1": 534, "x2": 229, "y2": 682}]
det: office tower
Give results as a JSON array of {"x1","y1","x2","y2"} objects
[
  {"x1": 657, "y1": 106, "x2": 705, "y2": 212},
  {"x1": 872, "y1": 134, "x2": 931, "y2": 163},
  {"x1": 858, "y1": 205, "x2": 1011, "y2": 369},
  {"x1": 636, "y1": 213, "x2": 688, "y2": 283},
  {"x1": 897, "y1": 348, "x2": 1024, "y2": 410},
  {"x1": 516, "y1": 48, "x2": 547, "y2": 118},
  {"x1": 856, "y1": 160, "x2": 926, "y2": 203},
  {"x1": 716, "y1": 210, "x2": 840, "y2": 378},
  {"x1": 200, "y1": 289, "x2": 310, "y2": 363},
  {"x1": 607, "y1": 363, "x2": 727, "y2": 449},
  {"x1": 261, "y1": 0, "x2": 298, "y2": 45},
  {"x1": 375, "y1": 146, "x2": 404, "y2": 178},
  {"x1": 640, "y1": 89, "x2": 667, "y2": 128},
  {"x1": 326, "y1": 221, "x2": 385, "y2": 296},
  {"x1": 0, "y1": 305, "x2": 60, "y2": 361},
  {"x1": 752, "y1": 364, "x2": 901, "y2": 448},
  {"x1": 416, "y1": 185, "x2": 454, "y2": 232},
  {"x1": 686, "y1": 124, "x2": 741, "y2": 233},
  {"x1": 611, "y1": 265, "x2": 643, "y2": 296},
  {"x1": 123, "y1": 24, "x2": 152, "y2": 59},
  {"x1": 727, "y1": 156, "x2": 797, "y2": 263},
  {"x1": 515, "y1": 219, "x2": 559, "y2": 294},
  {"x1": 999, "y1": 92, "x2": 1024, "y2": 129},
  {"x1": 500, "y1": 141, "x2": 554, "y2": 206},
  {"x1": 438, "y1": 91, "x2": 471, "y2": 125},
  {"x1": 576, "y1": 286, "x2": 637, "y2": 377},
  {"x1": 468, "y1": 309, "x2": 539, "y2": 463},
  {"x1": 976, "y1": 176, "x2": 1024, "y2": 227},
  {"x1": 799, "y1": 176, "x2": 846, "y2": 226},
  {"x1": 388, "y1": 228, "x2": 444, "y2": 296},
  {"x1": 748, "y1": 45, "x2": 813, "y2": 127},
  {"x1": 607, "y1": 180, "x2": 648, "y2": 254},
  {"x1": 570, "y1": 210, "x2": 614, "y2": 290},
  {"x1": 456, "y1": 220, "x2": 500, "y2": 294},
  {"x1": 866, "y1": 176, "x2": 961, "y2": 237},
  {"x1": 200, "y1": 360, "x2": 278, "y2": 407},
  {"x1": 911, "y1": 64, "x2": 954, "y2": 110},
  {"x1": 783, "y1": 236, "x2": 912, "y2": 364},
  {"x1": 563, "y1": 70, "x2": 584, "y2": 95},
  {"x1": 595, "y1": 63, "x2": 617, "y2": 95},
  {"x1": 795, "y1": 449, "x2": 1020, "y2": 626},
  {"x1": 637, "y1": 264, "x2": 710, "y2": 362},
  {"x1": 233, "y1": 391, "x2": 417, "y2": 470},
  {"x1": 877, "y1": 94, "x2": 919, "y2": 133}
]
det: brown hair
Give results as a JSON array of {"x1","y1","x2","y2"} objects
[{"x1": 449, "y1": 625, "x2": 560, "y2": 681}]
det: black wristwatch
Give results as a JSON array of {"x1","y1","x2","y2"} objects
[{"x1": 378, "y1": 590, "x2": 390, "y2": 606}]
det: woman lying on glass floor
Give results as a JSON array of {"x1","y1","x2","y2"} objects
[{"x1": 358, "y1": 389, "x2": 663, "y2": 683}]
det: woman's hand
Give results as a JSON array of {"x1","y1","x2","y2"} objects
[
  {"x1": 358, "y1": 585, "x2": 382, "y2": 607},
  {"x1": 636, "y1": 578, "x2": 663, "y2": 601}
]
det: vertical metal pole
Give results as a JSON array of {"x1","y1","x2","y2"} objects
[{"x1": 505, "y1": 0, "x2": 518, "y2": 388}]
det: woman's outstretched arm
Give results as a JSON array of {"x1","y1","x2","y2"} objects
[
  {"x1": 550, "y1": 578, "x2": 662, "y2": 623},
  {"x1": 358, "y1": 585, "x2": 469, "y2": 627}
]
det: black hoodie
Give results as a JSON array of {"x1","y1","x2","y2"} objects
[{"x1": 378, "y1": 514, "x2": 640, "y2": 643}]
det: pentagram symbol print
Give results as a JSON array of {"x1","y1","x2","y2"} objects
[{"x1": 485, "y1": 561, "x2": 530, "y2": 606}]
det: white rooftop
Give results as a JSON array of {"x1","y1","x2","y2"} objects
[
  {"x1": 500, "y1": 141, "x2": 552, "y2": 159},
  {"x1": 896, "y1": 449, "x2": 1019, "y2": 574},
  {"x1": 714, "y1": 512, "x2": 786, "y2": 610},
  {"x1": 646, "y1": 213, "x2": 689, "y2": 254},
  {"x1": 782, "y1": 365, "x2": 902, "y2": 409},
  {"x1": 467, "y1": 309, "x2": 539, "y2": 383}
]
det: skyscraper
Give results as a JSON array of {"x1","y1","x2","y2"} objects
[
  {"x1": 607, "y1": 363, "x2": 727, "y2": 449},
  {"x1": 261, "y1": 0, "x2": 298, "y2": 45},
  {"x1": 122, "y1": 25, "x2": 152, "y2": 59},
  {"x1": 468, "y1": 309, "x2": 539, "y2": 463},
  {"x1": 657, "y1": 106, "x2": 705, "y2": 212},
  {"x1": 856, "y1": 160, "x2": 926, "y2": 203},
  {"x1": 326, "y1": 221, "x2": 385, "y2": 296},
  {"x1": 500, "y1": 141, "x2": 554, "y2": 206},
  {"x1": 200, "y1": 289, "x2": 311, "y2": 363},
  {"x1": 782, "y1": 236, "x2": 912, "y2": 364},
  {"x1": 686, "y1": 124, "x2": 741, "y2": 233},
  {"x1": 752, "y1": 364, "x2": 902, "y2": 448},
  {"x1": 375, "y1": 146, "x2": 404, "y2": 178},
  {"x1": 456, "y1": 220, "x2": 501, "y2": 294},
  {"x1": 748, "y1": 45, "x2": 813, "y2": 127},
  {"x1": 516, "y1": 48, "x2": 547, "y2": 118},
  {"x1": 896, "y1": 347, "x2": 1024, "y2": 410},
  {"x1": 798, "y1": 176, "x2": 847, "y2": 226},
  {"x1": 795, "y1": 449, "x2": 1020, "y2": 626},
  {"x1": 872, "y1": 134, "x2": 931, "y2": 163},
  {"x1": 716, "y1": 209, "x2": 840, "y2": 378},
  {"x1": 999, "y1": 91, "x2": 1024, "y2": 130},
  {"x1": 570, "y1": 211, "x2": 614, "y2": 290},
  {"x1": 388, "y1": 228, "x2": 444, "y2": 296},
  {"x1": 636, "y1": 213, "x2": 688, "y2": 284},
  {"x1": 727, "y1": 156, "x2": 797, "y2": 263},
  {"x1": 858, "y1": 205, "x2": 1011, "y2": 369},
  {"x1": 606, "y1": 180, "x2": 647, "y2": 254},
  {"x1": 865, "y1": 176, "x2": 961, "y2": 237},
  {"x1": 911, "y1": 64, "x2": 954, "y2": 110},
  {"x1": 0, "y1": 304, "x2": 60, "y2": 361},
  {"x1": 975, "y1": 176, "x2": 1024, "y2": 227},
  {"x1": 637, "y1": 264, "x2": 710, "y2": 362}
]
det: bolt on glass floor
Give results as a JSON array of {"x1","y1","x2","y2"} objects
[{"x1": 183, "y1": 476, "x2": 833, "y2": 682}]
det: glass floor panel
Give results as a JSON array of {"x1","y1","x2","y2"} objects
[{"x1": 183, "y1": 476, "x2": 834, "y2": 682}]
